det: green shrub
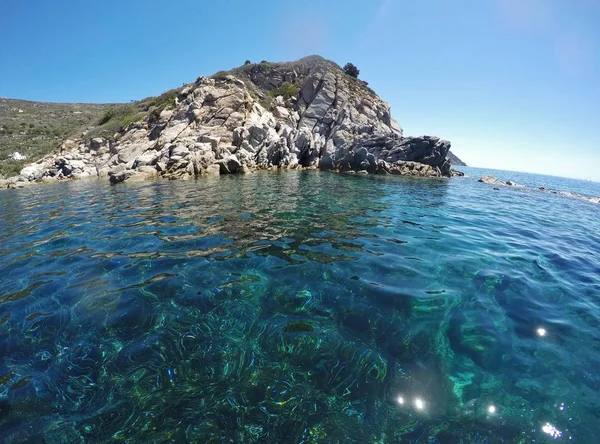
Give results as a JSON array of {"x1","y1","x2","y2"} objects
[
  {"x1": 142, "y1": 89, "x2": 178, "y2": 124},
  {"x1": 98, "y1": 109, "x2": 115, "y2": 125},
  {"x1": 0, "y1": 161, "x2": 25, "y2": 178},
  {"x1": 148, "y1": 108, "x2": 162, "y2": 124},
  {"x1": 211, "y1": 71, "x2": 230, "y2": 81},
  {"x1": 343, "y1": 62, "x2": 360, "y2": 78},
  {"x1": 87, "y1": 104, "x2": 145, "y2": 140},
  {"x1": 147, "y1": 89, "x2": 177, "y2": 111},
  {"x1": 244, "y1": 60, "x2": 252, "y2": 65},
  {"x1": 268, "y1": 82, "x2": 300, "y2": 100},
  {"x1": 120, "y1": 112, "x2": 146, "y2": 128}
]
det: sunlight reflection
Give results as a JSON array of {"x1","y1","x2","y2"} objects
[
  {"x1": 396, "y1": 394, "x2": 427, "y2": 412},
  {"x1": 414, "y1": 398, "x2": 425, "y2": 410},
  {"x1": 487, "y1": 405, "x2": 497, "y2": 414},
  {"x1": 542, "y1": 422, "x2": 562, "y2": 439},
  {"x1": 536, "y1": 327, "x2": 547, "y2": 337}
]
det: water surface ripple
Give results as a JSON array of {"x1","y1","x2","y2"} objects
[{"x1": 1, "y1": 169, "x2": 599, "y2": 442}]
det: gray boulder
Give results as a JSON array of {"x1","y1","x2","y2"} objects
[
  {"x1": 90, "y1": 138, "x2": 105, "y2": 151},
  {"x1": 19, "y1": 165, "x2": 44, "y2": 181},
  {"x1": 216, "y1": 155, "x2": 241, "y2": 174},
  {"x1": 204, "y1": 164, "x2": 221, "y2": 176},
  {"x1": 377, "y1": 160, "x2": 441, "y2": 177},
  {"x1": 109, "y1": 169, "x2": 136, "y2": 184},
  {"x1": 109, "y1": 166, "x2": 157, "y2": 184}
]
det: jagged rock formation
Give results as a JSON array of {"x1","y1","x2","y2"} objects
[{"x1": 0, "y1": 56, "x2": 461, "y2": 189}]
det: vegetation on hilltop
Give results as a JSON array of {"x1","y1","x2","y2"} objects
[
  {"x1": 87, "y1": 89, "x2": 179, "y2": 141},
  {"x1": 210, "y1": 56, "x2": 376, "y2": 106},
  {"x1": 343, "y1": 62, "x2": 360, "y2": 78},
  {"x1": 0, "y1": 88, "x2": 182, "y2": 178},
  {"x1": 268, "y1": 82, "x2": 301, "y2": 100},
  {"x1": 0, "y1": 98, "x2": 114, "y2": 177}
]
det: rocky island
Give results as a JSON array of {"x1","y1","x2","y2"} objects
[{"x1": 1, "y1": 56, "x2": 464, "y2": 189}]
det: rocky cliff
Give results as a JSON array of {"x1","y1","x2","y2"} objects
[{"x1": 1, "y1": 56, "x2": 462, "y2": 188}]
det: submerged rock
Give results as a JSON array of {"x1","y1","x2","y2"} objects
[
  {"x1": 108, "y1": 166, "x2": 158, "y2": 184},
  {"x1": 539, "y1": 187, "x2": 600, "y2": 205},
  {"x1": 479, "y1": 176, "x2": 600, "y2": 205}
]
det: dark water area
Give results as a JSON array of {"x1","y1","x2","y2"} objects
[{"x1": 0, "y1": 170, "x2": 599, "y2": 442}]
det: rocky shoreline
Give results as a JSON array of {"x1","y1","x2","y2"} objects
[{"x1": 0, "y1": 56, "x2": 463, "y2": 189}]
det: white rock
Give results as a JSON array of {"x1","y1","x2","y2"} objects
[
  {"x1": 19, "y1": 165, "x2": 44, "y2": 181},
  {"x1": 8, "y1": 152, "x2": 27, "y2": 161}
]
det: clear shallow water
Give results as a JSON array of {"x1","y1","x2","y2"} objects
[{"x1": 0, "y1": 170, "x2": 599, "y2": 443}]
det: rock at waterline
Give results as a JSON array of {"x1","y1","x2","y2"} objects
[
  {"x1": 478, "y1": 175, "x2": 521, "y2": 187},
  {"x1": 478, "y1": 177, "x2": 600, "y2": 205},
  {"x1": 538, "y1": 187, "x2": 600, "y2": 205},
  {"x1": 108, "y1": 166, "x2": 158, "y2": 184},
  {"x1": 19, "y1": 165, "x2": 45, "y2": 182},
  {"x1": 216, "y1": 155, "x2": 241, "y2": 174}
]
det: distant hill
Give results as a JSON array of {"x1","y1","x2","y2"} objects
[
  {"x1": 0, "y1": 98, "x2": 114, "y2": 177},
  {"x1": 447, "y1": 150, "x2": 466, "y2": 166}
]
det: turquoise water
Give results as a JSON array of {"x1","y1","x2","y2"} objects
[{"x1": 0, "y1": 169, "x2": 599, "y2": 443}]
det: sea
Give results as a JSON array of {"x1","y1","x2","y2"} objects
[{"x1": 0, "y1": 167, "x2": 599, "y2": 442}]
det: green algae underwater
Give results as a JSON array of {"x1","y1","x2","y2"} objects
[{"x1": 1, "y1": 169, "x2": 600, "y2": 442}]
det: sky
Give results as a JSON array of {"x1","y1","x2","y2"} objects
[{"x1": 1, "y1": 0, "x2": 599, "y2": 180}]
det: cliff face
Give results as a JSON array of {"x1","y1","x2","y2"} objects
[{"x1": 1, "y1": 56, "x2": 460, "y2": 188}]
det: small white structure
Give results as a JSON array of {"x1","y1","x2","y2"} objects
[{"x1": 8, "y1": 152, "x2": 27, "y2": 161}]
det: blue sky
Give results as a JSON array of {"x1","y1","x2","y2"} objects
[{"x1": 1, "y1": 0, "x2": 599, "y2": 180}]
